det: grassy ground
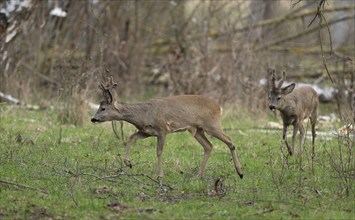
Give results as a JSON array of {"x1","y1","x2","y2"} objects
[{"x1": 0, "y1": 104, "x2": 353, "y2": 219}]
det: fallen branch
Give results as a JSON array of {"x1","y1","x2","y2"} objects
[
  {"x1": 63, "y1": 157, "x2": 170, "y2": 188},
  {"x1": 235, "y1": 5, "x2": 355, "y2": 33},
  {"x1": 0, "y1": 91, "x2": 20, "y2": 104},
  {"x1": 145, "y1": 5, "x2": 355, "y2": 54},
  {"x1": 0, "y1": 91, "x2": 40, "y2": 110},
  {"x1": 0, "y1": 179, "x2": 48, "y2": 194},
  {"x1": 22, "y1": 63, "x2": 60, "y2": 87},
  {"x1": 266, "y1": 46, "x2": 355, "y2": 54},
  {"x1": 79, "y1": 171, "x2": 174, "y2": 190},
  {"x1": 254, "y1": 14, "x2": 355, "y2": 52}
]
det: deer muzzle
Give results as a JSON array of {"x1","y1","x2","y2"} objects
[
  {"x1": 269, "y1": 105, "x2": 276, "y2": 111},
  {"x1": 91, "y1": 117, "x2": 99, "y2": 123}
]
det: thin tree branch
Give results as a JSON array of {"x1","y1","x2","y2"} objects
[{"x1": 318, "y1": 12, "x2": 334, "y2": 83}]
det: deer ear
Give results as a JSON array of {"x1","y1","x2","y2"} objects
[{"x1": 281, "y1": 83, "x2": 295, "y2": 95}]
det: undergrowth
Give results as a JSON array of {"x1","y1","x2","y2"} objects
[{"x1": 0, "y1": 104, "x2": 353, "y2": 219}]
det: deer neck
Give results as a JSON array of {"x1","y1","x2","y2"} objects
[
  {"x1": 113, "y1": 102, "x2": 150, "y2": 128},
  {"x1": 279, "y1": 95, "x2": 297, "y2": 116}
]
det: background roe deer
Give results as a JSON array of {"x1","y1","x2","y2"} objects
[
  {"x1": 268, "y1": 70, "x2": 319, "y2": 158},
  {"x1": 91, "y1": 77, "x2": 243, "y2": 184}
]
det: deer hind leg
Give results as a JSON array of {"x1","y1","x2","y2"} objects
[
  {"x1": 205, "y1": 126, "x2": 243, "y2": 179},
  {"x1": 298, "y1": 123, "x2": 305, "y2": 157},
  {"x1": 124, "y1": 131, "x2": 150, "y2": 168},
  {"x1": 192, "y1": 128, "x2": 213, "y2": 177}
]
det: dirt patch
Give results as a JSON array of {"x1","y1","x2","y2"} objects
[
  {"x1": 92, "y1": 186, "x2": 122, "y2": 199},
  {"x1": 0, "y1": 208, "x2": 7, "y2": 219},
  {"x1": 107, "y1": 201, "x2": 129, "y2": 213},
  {"x1": 26, "y1": 206, "x2": 54, "y2": 220},
  {"x1": 159, "y1": 192, "x2": 193, "y2": 203}
]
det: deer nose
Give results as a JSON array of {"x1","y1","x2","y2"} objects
[
  {"x1": 91, "y1": 118, "x2": 99, "y2": 123},
  {"x1": 269, "y1": 105, "x2": 275, "y2": 111}
]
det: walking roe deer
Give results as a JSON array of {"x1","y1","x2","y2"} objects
[
  {"x1": 268, "y1": 70, "x2": 319, "y2": 158},
  {"x1": 91, "y1": 77, "x2": 243, "y2": 183}
]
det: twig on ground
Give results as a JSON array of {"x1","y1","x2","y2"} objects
[
  {"x1": 67, "y1": 190, "x2": 78, "y2": 206},
  {"x1": 0, "y1": 179, "x2": 48, "y2": 194},
  {"x1": 79, "y1": 171, "x2": 174, "y2": 190}
]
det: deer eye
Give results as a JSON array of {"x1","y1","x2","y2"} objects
[
  {"x1": 101, "y1": 107, "x2": 106, "y2": 111},
  {"x1": 277, "y1": 96, "x2": 281, "y2": 100}
]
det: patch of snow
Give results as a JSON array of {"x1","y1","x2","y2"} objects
[
  {"x1": 50, "y1": 7, "x2": 67, "y2": 17},
  {"x1": 259, "y1": 78, "x2": 267, "y2": 86},
  {"x1": 92, "y1": 0, "x2": 100, "y2": 5},
  {"x1": 5, "y1": 29, "x2": 17, "y2": 43},
  {"x1": 88, "y1": 102, "x2": 99, "y2": 110},
  {"x1": 1, "y1": 0, "x2": 32, "y2": 17}
]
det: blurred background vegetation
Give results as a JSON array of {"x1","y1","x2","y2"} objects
[{"x1": 0, "y1": 0, "x2": 354, "y2": 125}]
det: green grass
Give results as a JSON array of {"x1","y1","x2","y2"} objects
[{"x1": 0, "y1": 104, "x2": 353, "y2": 219}]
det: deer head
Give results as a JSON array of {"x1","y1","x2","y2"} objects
[
  {"x1": 91, "y1": 76, "x2": 119, "y2": 123},
  {"x1": 268, "y1": 70, "x2": 296, "y2": 111}
]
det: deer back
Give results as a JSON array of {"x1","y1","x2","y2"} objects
[
  {"x1": 284, "y1": 86, "x2": 318, "y2": 120},
  {"x1": 118, "y1": 95, "x2": 222, "y2": 134}
]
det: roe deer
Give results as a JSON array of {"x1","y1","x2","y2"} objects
[
  {"x1": 91, "y1": 77, "x2": 243, "y2": 184},
  {"x1": 268, "y1": 69, "x2": 319, "y2": 158}
]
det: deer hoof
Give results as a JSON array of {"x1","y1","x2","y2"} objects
[
  {"x1": 197, "y1": 170, "x2": 204, "y2": 179},
  {"x1": 124, "y1": 160, "x2": 133, "y2": 168},
  {"x1": 157, "y1": 176, "x2": 164, "y2": 188},
  {"x1": 197, "y1": 174, "x2": 205, "y2": 180},
  {"x1": 287, "y1": 147, "x2": 294, "y2": 156}
]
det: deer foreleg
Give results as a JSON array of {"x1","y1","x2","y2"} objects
[
  {"x1": 291, "y1": 123, "x2": 299, "y2": 156},
  {"x1": 298, "y1": 123, "x2": 305, "y2": 157},
  {"x1": 282, "y1": 124, "x2": 292, "y2": 156},
  {"x1": 124, "y1": 131, "x2": 150, "y2": 168},
  {"x1": 156, "y1": 134, "x2": 166, "y2": 185},
  {"x1": 193, "y1": 129, "x2": 213, "y2": 177}
]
